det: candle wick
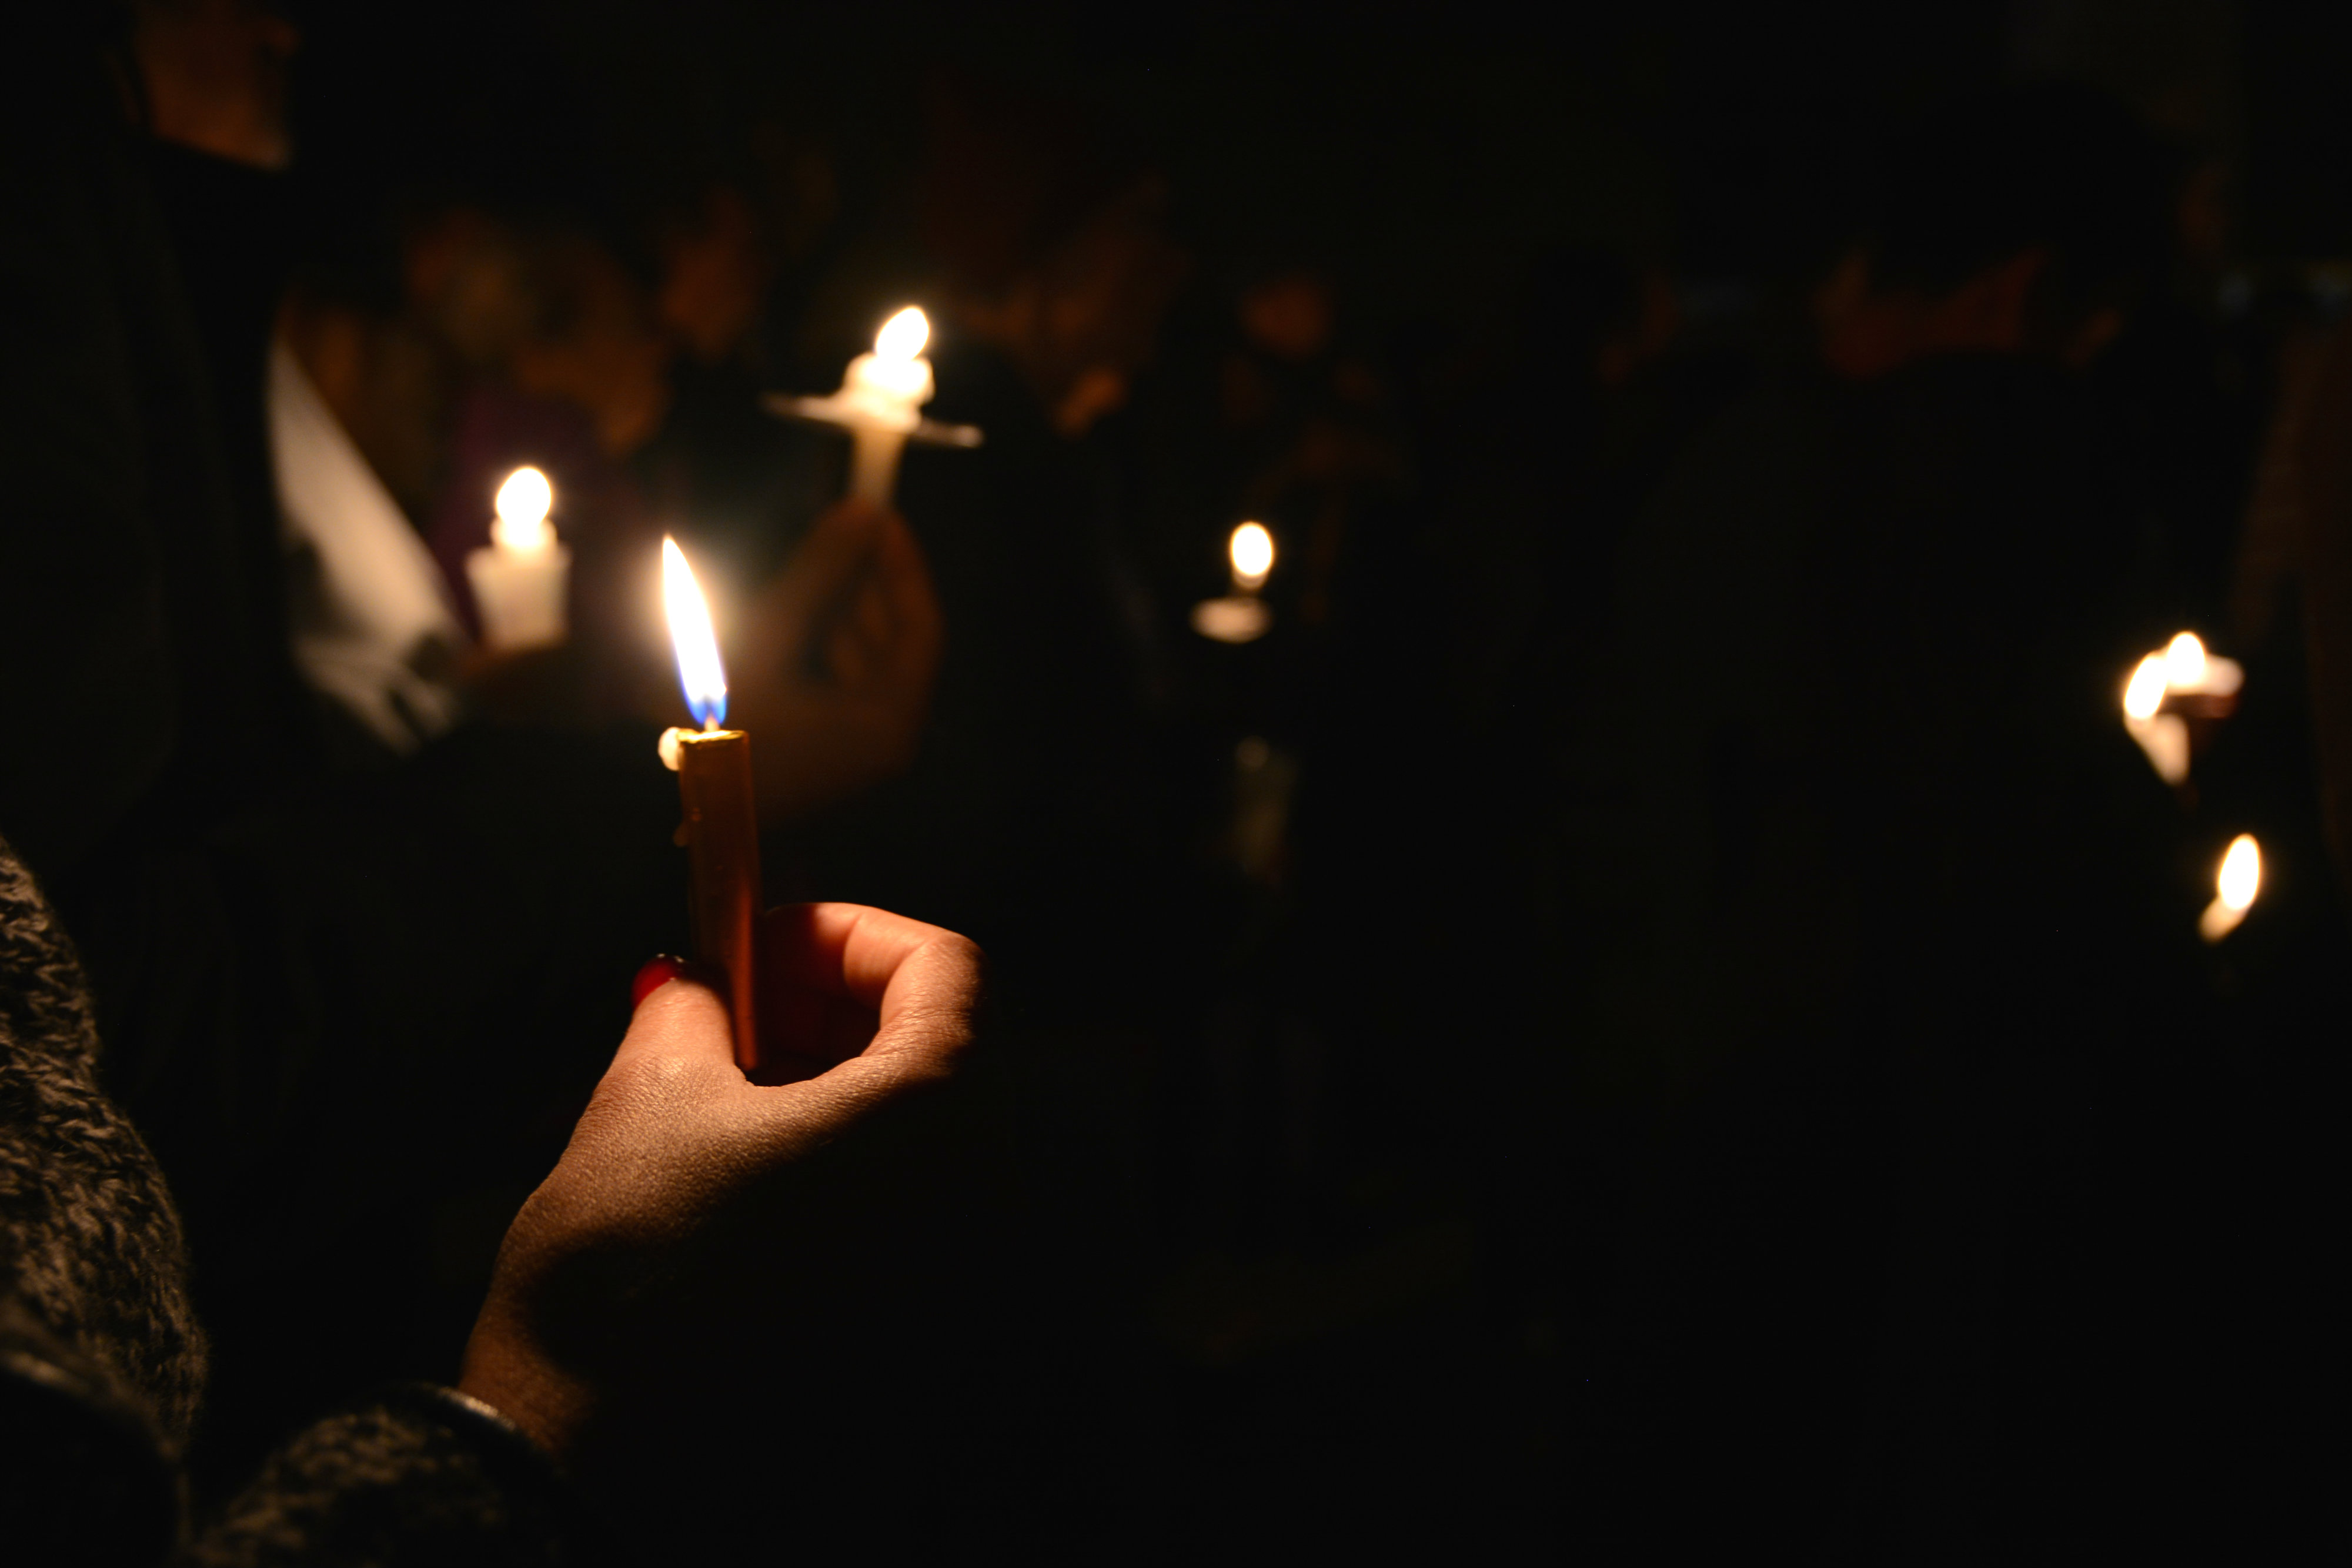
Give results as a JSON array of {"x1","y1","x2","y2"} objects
[{"x1": 704, "y1": 716, "x2": 720, "y2": 732}]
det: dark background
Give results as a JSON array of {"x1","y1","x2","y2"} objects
[{"x1": 75, "y1": 1, "x2": 2352, "y2": 1559}]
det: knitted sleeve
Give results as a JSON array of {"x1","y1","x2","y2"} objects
[
  {"x1": 1, "y1": 833, "x2": 206, "y2": 1559},
  {"x1": 0, "y1": 834, "x2": 206, "y2": 1442},
  {"x1": 181, "y1": 1384, "x2": 579, "y2": 1568},
  {"x1": 6, "y1": 837, "x2": 583, "y2": 1565}
]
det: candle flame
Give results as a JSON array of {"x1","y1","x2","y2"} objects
[
  {"x1": 2164, "y1": 631, "x2": 2208, "y2": 691},
  {"x1": 662, "y1": 536, "x2": 727, "y2": 728},
  {"x1": 2123, "y1": 654, "x2": 2167, "y2": 720},
  {"x1": 493, "y1": 466, "x2": 554, "y2": 551},
  {"x1": 1230, "y1": 521, "x2": 1275, "y2": 591},
  {"x1": 876, "y1": 306, "x2": 930, "y2": 362},
  {"x1": 2217, "y1": 834, "x2": 2260, "y2": 911}
]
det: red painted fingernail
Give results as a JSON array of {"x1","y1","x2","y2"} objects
[{"x1": 632, "y1": 955, "x2": 689, "y2": 1008}]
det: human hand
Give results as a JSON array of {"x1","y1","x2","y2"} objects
[
  {"x1": 454, "y1": 902, "x2": 981, "y2": 1471},
  {"x1": 726, "y1": 498, "x2": 944, "y2": 824}
]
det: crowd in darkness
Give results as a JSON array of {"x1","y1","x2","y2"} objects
[{"x1": 2, "y1": 1, "x2": 2347, "y2": 1561}]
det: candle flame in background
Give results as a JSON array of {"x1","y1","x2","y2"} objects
[
  {"x1": 876, "y1": 306, "x2": 930, "y2": 362},
  {"x1": 2217, "y1": 834, "x2": 2261, "y2": 910},
  {"x1": 662, "y1": 536, "x2": 727, "y2": 728},
  {"x1": 2163, "y1": 631, "x2": 2208, "y2": 691},
  {"x1": 1230, "y1": 521, "x2": 1275, "y2": 591},
  {"x1": 2123, "y1": 632, "x2": 2242, "y2": 785},
  {"x1": 2200, "y1": 833, "x2": 2262, "y2": 942},
  {"x1": 2123, "y1": 654, "x2": 2168, "y2": 720},
  {"x1": 492, "y1": 466, "x2": 554, "y2": 552}
]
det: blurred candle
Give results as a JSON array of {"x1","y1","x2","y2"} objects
[
  {"x1": 2199, "y1": 833, "x2": 2261, "y2": 943},
  {"x1": 466, "y1": 466, "x2": 571, "y2": 652},
  {"x1": 2123, "y1": 631, "x2": 2246, "y2": 787},
  {"x1": 763, "y1": 306, "x2": 980, "y2": 490},
  {"x1": 839, "y1": 307, "x2": 935, "y2": 506},
  {"x1": 1230, "y1": 521, "x2": 1274, "y2": 593},
  {"x1": 1192, "y1": 521, "x2": 1275, "y2": 643},
  {"x1": 2123, "y1": 651, "x2": 2189, "y2": 784},
  {"x1": 2163, "y1": 631, "x2": 2242, "y2": 700},
  {"x1": 2164, "y1": 631, "x2": 2209, "y2": 690},
  {"x1": 660, "y1": 536, "x2": 763, "y2": 1073}
]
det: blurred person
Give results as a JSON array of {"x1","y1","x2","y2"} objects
[
  {"x1": 740, "y1": 71, "x2": 1189, "y2": 1017},
  {"x1": 1556, "y1": 83, "x2": 2224, "y2": 1557},
  {"x1": 1811, "y1": 85, "x2": 2165, "y2": 380},
  {"x1": 128, "y1": 0, "x2": 937, "y2": 791},
  {"x1": 922, "y1": 72, "x2": 1191, "y2": 442},
  {"x1": 948, "y1": 173, "x2": 1194, "y2": 442},
  {"x1": 1384, "y1": 240, "x2": 1708, "y2": 1376},
  {"x1": 2, "y1": 9, "x2": 945, "y2": 1499},
  {"x1": 1, "y1": 823, "x2": 991, "y2": 1562},
  {"x1": 270, "y1": 269, "x2": 471, "y2": 759},
  {"x1": 632, "y1": 175, "x2": 843, "y2": 597},
  {"x1": 278, "y1": 189, "x2": 943, "y2": 808},
  {"x1": 132, "y1": 0, "x2": 295, "y2": 171}
]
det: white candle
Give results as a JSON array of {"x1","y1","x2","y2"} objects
[
  {"x1": 2122, "y1": 631, "x2": 2243, "y2": 785},
  {"x1": 2198, "y1": 833, "x2": 2261, "y2": 943},
  {"x1": 1191, "y1": 521, "x2": 1276, "y2": 643},
  {"x1": 2122, "y1": 651, "x2": 2189, "y2": 784},
  {"x1": 761, "y1": 306, "x2": 980, "y2": 493},
  {"x1": 2163, "y1": 630, "x2": 2209, "y2": 690},
  {"x1": 1230, "y1": 521, "x2": 1274, "y2": 593},
  {"x1": 838, "y1": 307, "x2": 936, "y2": 506},
  {"x1": 466, "y1": 466, "x2": 570, "y2": 652}
]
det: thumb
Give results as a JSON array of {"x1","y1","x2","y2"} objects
[{"x1": 609, "y1": 972, "x2": 741, "y2": 1077}]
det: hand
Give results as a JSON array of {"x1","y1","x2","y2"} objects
[
  {"x1": 726, "y1": 498, "x2": 944, "y2": 824},
  {"x1": 455, "y1": 903, "x2": 981, "y2": 1471}
]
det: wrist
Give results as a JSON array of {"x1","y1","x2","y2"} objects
[{"x1": 456, "y1": 1323, "x2": 590, "y2": 1465}]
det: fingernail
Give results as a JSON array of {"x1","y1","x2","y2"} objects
[{"x1": 632, "y1": 954, "x2": 689, "y2": 1008}]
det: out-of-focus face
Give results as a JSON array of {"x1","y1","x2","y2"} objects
[
  {"x1": 1813, "y1": 245, "x2": 2046, "y2": 381},
  {"x1": 133, "y1": 0, "x2": 299, "y2": 169},
  {"x1": 1241, "y1": 273, "x2": 1335, "y2": 365},
  {"x1": 659, "y1": 188, "x2": 774, "y2": 367},
  {"x1": 1815, "y1": 243, "x2": 2126, "y2": 380}
]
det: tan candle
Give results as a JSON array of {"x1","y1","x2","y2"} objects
[
  {"x1": 661, "y1": 537, "x2": 764, "y2": 1074},
  {"x1": 675, "y1": 727, "x2": 761, "y2": 1071}
]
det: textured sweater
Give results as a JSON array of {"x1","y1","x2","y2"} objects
[{"x1": 2, "y1": 835, "x2": 575, "y2": 1565}]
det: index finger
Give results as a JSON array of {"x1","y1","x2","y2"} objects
[{"x1": 759, "y1": 902, "x2": 982, "y2": 1061}]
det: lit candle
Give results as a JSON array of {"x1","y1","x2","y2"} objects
[
  {"x1": 762, "y1": 306, "x2": 982, "y2": 503},
  {"x1": 2122, "y1": 631, "x2": 2243, "y2": 785},
  {"x1": 466, "y1": 466, "x2": 571, "y2": 653},
  {"x1": 1191, "y1": 521, "x2": 1276, "y2": 644},
  {"x1": 659, "y1": 536, "x2": 763, "y2": 1073},
  {"x1": 2123, "y1": 651, "x2": 2189, "y2": 784},
  {"x1": 842, "y1": 307, "x2": 933, "y2": 506},
  {"x1": 2198, "y1": 833, "x2": 2261, "y2": 943},
  {"x1": 1230, "y1": 521, "x2": 1274, "y2": 593},
  {"x1": 2163, "y1": 630, "x2": 2208, "y2": 689}
]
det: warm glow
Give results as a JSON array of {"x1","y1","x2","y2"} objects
[
  {"x1": 2123, "y1": 654, "x2": 2168, "y2": 721},
  {"x1": 1192, "y1": 596, "x2": 1271, "y2": 643},
  {"x1": 876, "y1": 306, "x2": 930, "y2": 362},
  {"x1": 2164, "y1": 631, "x2": 2208, "y2": 691},
  {"x1": 492, "y1": 466, "x2": 554, "y2": 552},
  {"x1": 2217, "y1": 834, "x2": 2261, "y2": 911},
  {"x1": 662, "y1": 537, "x2": 727, "y2": 728},
  {"x1": 1230, "y1": 522, "x2": 1275, "y2": 591}
]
